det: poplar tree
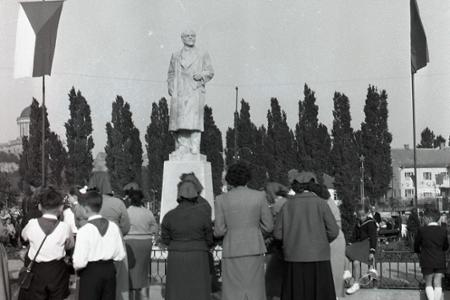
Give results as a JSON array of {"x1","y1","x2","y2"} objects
[
  {"x1": 295, "y1": 84, "x2": 331, "y2": 175},
  {"x1": 266, "y1": 98, "x2": 296, "y2": 185},
  {"x1": 65, "y1": 87, "x2": 94, "y2": 186},
  {"x1": 360, "y1": 86, "x2": 392, "y2": 202},
  {"x1": 145, "y1": 98, "x2": 174, "y2": 206},
  {"x1": 105, "y1": 96, "x2": 143, "y2": 195},
  {"x1": 201, "y1": 106, "x2": 224, "y2": 196},
  {"x1": 19, "y1": 99, "x2": 50, "y2": 187},
  {"x1": 47, "y1": 132, "x2": 67, "y2": 186},
  {"x1": 330, "y1": 92, "x2": 360, "y2": 241}
]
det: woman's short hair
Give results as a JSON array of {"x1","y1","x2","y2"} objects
[
  {"x1": 225, "y1": 162, "x2": 252, "y2": 187},
  {"x1": 128, "y1": 190, "x2": 145, "y2": 207}
]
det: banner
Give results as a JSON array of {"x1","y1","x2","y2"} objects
[
  {"x1": 14, "y1": 1, "x2": 64, "y2": 78},
  {"x1": 410, "y1": 0, "x2": 429, "y2": 73}
]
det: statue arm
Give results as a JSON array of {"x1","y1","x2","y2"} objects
[
  {"x1": 200, "y1": 52, "x2": 214, "y2": 83},
  {"x1": 167, "y1": 54, "x2": 176, "y2": 96}
]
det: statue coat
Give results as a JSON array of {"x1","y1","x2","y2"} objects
[{"x1": 167, "y1": 47, "x2": 214, "y2": 132}]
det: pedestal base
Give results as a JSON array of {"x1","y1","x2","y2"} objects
[{"x1": 159, "y1": 157, "x2": 214, "y2": 222}]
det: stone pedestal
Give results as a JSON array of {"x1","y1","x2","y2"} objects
[{"x1": 159, "y1": 154, "x2": 214, "y2": 222}]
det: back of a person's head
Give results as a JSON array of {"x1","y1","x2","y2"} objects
[
  {"x1": 129, "y1": 190, "x2": 144, "y2": 207},
  {"x1": 80, "y1": 190, "x2": 103, "y2": 213},
  {"x1": 424, "y1": 207, "x2": 440, "y2": 223},
  {"x1": 36, "y1": 186, "x2": 64, "y2": 210},
  {"x1": 225, "y1": 162, "x2": 252, "y2": 187}
]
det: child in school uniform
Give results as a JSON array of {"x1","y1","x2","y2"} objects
[
  {"x1": 414, "y1": 207, "x2": 449, "y2": 300},
  {"x1": 18, "y1": 187, "x2": 75, "y2": 300},
  {"x1": 72, "y1": 190, "x2": 126, "y2": 300}
]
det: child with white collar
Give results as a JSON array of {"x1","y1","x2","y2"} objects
[
  {"x1": 18, "y1": 187, "x2": 74, "y2": 300},
  {"x1": 414, "y1": 207, "x2": 449, "y2": 300},
  {"x1": 72, "y1": 190, "x2": 126, "y2": 300}
]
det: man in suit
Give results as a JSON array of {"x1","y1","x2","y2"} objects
[{"x1": 214, "y1": 162, "x2": 273, "y2": 300}]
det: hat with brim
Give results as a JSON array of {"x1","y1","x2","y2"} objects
[{"x1": 178, "y1": 181, "x2": 198, "y2": 199}]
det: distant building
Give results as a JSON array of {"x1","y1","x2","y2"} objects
[
  {"x1": 0, "y1": 106, "x2": 31, "y2": 157},
  {"x1": 391, "y1": 145, "x2": 450, "y2": 202}
]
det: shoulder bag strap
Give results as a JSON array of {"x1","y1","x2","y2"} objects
[{"x1": 27, "y1": 220, "x2": 60, "y2": 272}]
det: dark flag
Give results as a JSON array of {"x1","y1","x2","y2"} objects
[{"x1": 410, "y1": 0, "x2": 429, "y2": 73}]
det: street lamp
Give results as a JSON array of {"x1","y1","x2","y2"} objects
[
  {"x1": 234, "y1": 86, "x2": 239, "y2": 161},
  {"x1": 360, "y1": 155, "x2": 365, "y2": 205}
]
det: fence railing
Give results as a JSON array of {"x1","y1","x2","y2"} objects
[{"x1": 149, "y1": 248, "x2": 443, "y2": 290}]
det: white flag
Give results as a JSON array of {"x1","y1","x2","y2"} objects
[{"x1": 14, "y1": 1, "x2": 64, "y2": 78}]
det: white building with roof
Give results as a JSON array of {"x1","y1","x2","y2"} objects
[{"x1": 391, "y1": 145, "x2": 450, "y2": 202}]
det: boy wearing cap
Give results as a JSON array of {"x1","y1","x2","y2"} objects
[{"x1": 72, "y1": 190, "x2": 126, "y2": 300}]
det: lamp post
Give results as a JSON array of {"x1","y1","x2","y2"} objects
[
  {"x1": 360, "y1": 155, "x2": 365, "y2": 205},
  {"x1": 233, "y1": 86, "x2": 239, "y2": 161}
]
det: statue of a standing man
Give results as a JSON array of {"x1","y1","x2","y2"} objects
[{"x1": 167, "y1": 30, "x2": 214, "y2": 157}]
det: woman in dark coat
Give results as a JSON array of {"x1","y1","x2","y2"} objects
[{"x1": 161, "y1": 179, "x2": 214, "y2": 300}]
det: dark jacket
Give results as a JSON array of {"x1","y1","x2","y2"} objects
[
  {"x1": 273, "y1": 192, "x2": 339, "y2": 262},
  {"x1": 407, "y1": 213, "x2": 420, "y2": 232},
  {"x1": 161, "y1": 200, "x2": 213, "y2": 251},
  {"x1": 352, "y1": 217, "x2": 378, "y2": 253},
  {"x1": 414, "y1": 224, "x2": 449, "y2": 269}
]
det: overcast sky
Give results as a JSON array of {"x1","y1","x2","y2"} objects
[{"x1": 1, "y1": 0, "x2": 449, "y2": 156}]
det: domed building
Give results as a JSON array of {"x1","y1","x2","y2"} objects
[
  {"x1": 0, "y1": 105, "x2": 31, "y2": 158},
  {"x1": 17, "y1": 106, "x2": 31, "y2": 138}
]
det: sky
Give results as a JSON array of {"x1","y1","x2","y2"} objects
[{"x1": 0, "y1": 0, "x2": 449, "y2": 156}]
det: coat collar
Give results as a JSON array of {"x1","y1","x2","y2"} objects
[{"x1": 178, "y1": 47, "x2": 200, "y2": 69}]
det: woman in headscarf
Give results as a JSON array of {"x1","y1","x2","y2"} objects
[
  {"x1": 274, "y1": 171, "x2": 339, "y2": 300},
  {"x1": 161, "y1": 179, "x2": 214, "y2": 300}
]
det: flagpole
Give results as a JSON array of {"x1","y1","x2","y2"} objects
[
  {"x1": 41, "y1": 75, "x2": 46, "y2": 187},
  {"x1": 411, "y1": 72, "x2": 418, "y2": 208}
]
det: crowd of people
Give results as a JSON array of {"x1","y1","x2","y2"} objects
[
  {"x1": 0, "y1": 156, "x2": 447, "y2": 300},
  {"x1": 160, "y1": 164, "x2": 379, "y2": 300}
]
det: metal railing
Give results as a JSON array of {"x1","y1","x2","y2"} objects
[{"x1": 149, "y1": 248, "x2": 444, "y2": 290}]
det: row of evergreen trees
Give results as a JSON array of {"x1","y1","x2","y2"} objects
[{"x1": 18, "y1": 84, "x2": 392, "y2": 239}]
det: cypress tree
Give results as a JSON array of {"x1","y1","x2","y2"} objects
[
  {"x1": 201, "y1": 106, "x2": 224, "y2": 196},
  {"x1": 360, "y1": 86, "x2": 393, "y2": 202},
  {"x1": 65, "y1": 87, "x2": 94, "y2": 186},
  {"x1": 105, "y1": 96, "x2": 143, "y2": 195},
  {"x1": 330, "y1": 92, "x2": 360, "y2": 241},
  {"x1": 145, "y1": 98, "x2": 175, "y2": 208}
]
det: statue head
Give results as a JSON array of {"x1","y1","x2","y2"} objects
[{"x1": 181, "y1": 29, "x2": 196, "y2": 47}]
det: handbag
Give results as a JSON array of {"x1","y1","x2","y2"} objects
[{"x1": 19, "y1": 221, "x2": 59, "y2": 290}]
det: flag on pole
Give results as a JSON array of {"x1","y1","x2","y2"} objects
[
  {"x1": 410, "y1": 0, "x2": 429, "y2": 73},
  {"x1": 14, "y1": 1, "x2": 64, "y2": 78}
]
